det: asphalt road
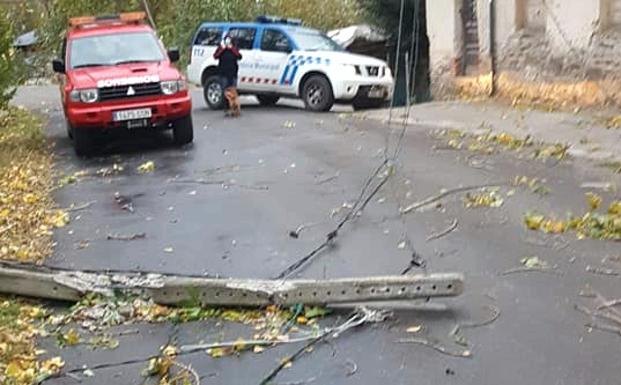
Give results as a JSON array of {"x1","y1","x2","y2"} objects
[{"x1": 13, "y1": 86, "x2": 621, "y2": 385}]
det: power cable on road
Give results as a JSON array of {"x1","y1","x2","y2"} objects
[{"x1": 274, "y1": 0, "x2": 425, "y2": 280}]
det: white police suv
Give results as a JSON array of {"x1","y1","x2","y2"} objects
[{"x1": 187, "y1": 16, "x2": 394, "y2": 112}]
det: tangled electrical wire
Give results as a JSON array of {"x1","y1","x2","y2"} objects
[{"x1": 275, "y1": 0, "x2": 424, "y2": 280}]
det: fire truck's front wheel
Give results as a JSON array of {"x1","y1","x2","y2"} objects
[
  {"x1": 173, "y1": 115, "x2": 194, "y2": 145},
  {"x1": 302, "y1": 75, "x2": 334, "y2": 112},
  {"x1": 73, "y1": 127, "x2": 95, "y2": 157}
]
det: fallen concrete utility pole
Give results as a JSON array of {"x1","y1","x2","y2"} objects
[{"x1": 0, "y1": 265, "x2": 463, "y2": 306}]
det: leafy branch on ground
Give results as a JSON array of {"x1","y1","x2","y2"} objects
[
  {"x1": 524, "y1": 193, "x2": 621, "y2": 241},
  {"x1": 438, "y1": 128, "x2": 570, "y2": 162}
]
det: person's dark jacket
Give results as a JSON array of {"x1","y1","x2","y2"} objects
[{"x1": 214, "y1": 45, "x2": 242, "y2": 79}]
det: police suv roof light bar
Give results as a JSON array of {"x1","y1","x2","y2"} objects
[{"x1": 256, "y1": 15, "x2": 302, "y2": 26}]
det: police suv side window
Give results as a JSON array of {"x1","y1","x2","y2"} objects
[
  {"x1": 228, "y1": 28, "x2": 256, "y2": 50},
  {"x1": 195, "y1": 27, "x2": 222, "y2": 46},
  {"x1": 261, "y1": 29, "x2": 291, "y2": 53}
]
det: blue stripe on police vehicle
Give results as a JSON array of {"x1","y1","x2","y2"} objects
[{"x1": 279, "y1": 55, "x2": 330, "y2": 85}]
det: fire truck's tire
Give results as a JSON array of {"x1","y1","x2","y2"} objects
[
  {"x1": 203, "y1": 76, "x2": 226, "y2": 110},
  {"x1": 173, "y1": 115, "x2": 194, "y2": 145},
  {"x1": 302, "y1": 75, "x2": 334, "y2": 112},
  {"x1": 66, "y1": 120, "x2": 73, "y2": 139},
  {"x1": 256, "y1": 95, "x2": 280, "y2": 106},
  {"x1": 73, "y1": 128, "x2": 94, "y2": 157}
]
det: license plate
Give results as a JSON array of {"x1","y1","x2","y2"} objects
[
  {"x1": 127, "y1": 119, "x2": 149, "y2": 129},
  {"x1": 368, "y1": 88, "x2": 384, "y2": 98},
  {"x1": 113, "y1": 108, "x2": 152, "y2": 122}
]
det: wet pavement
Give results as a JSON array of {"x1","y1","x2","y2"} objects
[{"x1": 13, "y1": 86, "x2": 621, "y2": 385}]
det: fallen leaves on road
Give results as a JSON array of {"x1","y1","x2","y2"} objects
[
  {"x1": 513, "y1": 176, "x2": 550, "y2": 196},
  {"x1": 0, "y1": 107, "x2": 65, "y2": 263},
  {"x1": 437, "y1": 128, "x2": 569, "y2": 162},
  {"x1": 524, "y1": 194, "x2": 621, "y2": 241},
  {"x1": 0, "y1": 298, "x2": 65, "y2": 385},
  {"x1": 521, "y1": 256, "x2": 548, "y2": 269},
  {"x1": 463, "y1": 189, "x2": 504, "y2": 208},
  {"x1": 137, "y1": 161, "x2": 156, "y2": 174}
]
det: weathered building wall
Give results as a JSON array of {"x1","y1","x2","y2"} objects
[
  {"x1": 426, "y1": 0, "x2": 460, "y2": 94},
  {"x1": 426, "y1": 0, "x2": 621, "y2": 104}
]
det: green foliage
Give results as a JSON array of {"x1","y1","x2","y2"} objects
[
  {"x1": 16, "y1": 0, "x2": 360, "y2": 71},
  {"x1": 0, "y1": 9, "x2": 25, "y2": 109}
]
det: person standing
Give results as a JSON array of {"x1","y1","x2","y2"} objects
[{"x1": 213, "y1": 35, "x2": 242, "y2": 117}]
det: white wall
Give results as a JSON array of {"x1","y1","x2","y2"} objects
[
  {"x1": 545, "y1": 0, "x2": 599, "y2": 51},
  {"x1": 426, "y1": 0, "x2": 459, "y2": 65}
]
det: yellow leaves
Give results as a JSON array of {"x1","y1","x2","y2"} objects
[
  {"x1": 162, "y1": 345, "x2": 178, "y2": 357},
  {"x1": 62, "y1": 329, "x2": 80, "y2": 346},
  {"x1": 40, "y1": 356, "x2": 65, "y2": 375},
  {"x1": 524, "y1": 197, "x2": 621, "y2": 241},
  {"x1": 608, "y1": 201, "x2": 621, "y2": 215},
  {"x1": 206, "y1": 347, "x2": 230, "y2": 358},
  {"x1": 602, "y1": 115, "x2": 621, "y2": 129},
  {"x1": 47, "y1": 210, "x2": 69, "y2": 228},
  {"x1": 463, "y1": 189, "x2": 504, "y2": 208},
  {"x1": 586, "y1": 192, "x2": 602, "y2": 211},
  {"x1": 521, "y1": 256, "x2": 548, "y2": 269},
  {"x1": 541, "y1": 219, "x2": 566, "y2": 234},
  {"x1": 0, "y1": 109, "x2": 55, "y2": 263},
  {"x1": 0, "y1": 298, "x2": 61, "y2": 385},
  {"x1": 137, "y1": 161, "x2": 156, "y2": 174}
]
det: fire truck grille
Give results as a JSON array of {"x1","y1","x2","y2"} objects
[{"x1": 98, "y1": 82, "x2": 162, "y2": 101}]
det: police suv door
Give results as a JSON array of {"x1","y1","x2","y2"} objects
[
  {"x1": 227, "y1": 26, "x2": 258, "y2": 91},
  {"x1": 188, "y1": 25, "x2": 223, "y2": 85},
  {"x1": 253, "y1": 28, "x2": 295, "y2": 94}
]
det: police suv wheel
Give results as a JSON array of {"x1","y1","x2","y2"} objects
[
  {"x1": 203, "y1": 76, "x2": 225, "y2": 110},
  {"x1": 256, "y1": 95, "x2": 280, "y2": 106},
  {"x1": 173, "y1": 115, "x2": 194, "y2": 145},
  {"x1": 302, "y1": 75, "x2": 334, "y2": 112}
]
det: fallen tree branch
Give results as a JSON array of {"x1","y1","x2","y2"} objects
[
  {"x1": 426, "y1": 219, "x2": 459, "y2": 242},
  {"x1": 451, "y1": 305, "x2": 501, "y2": 336},
  {"x1": 170, "y1": 359, "x2": 200, "y2": 385},
  {"x1": 259, "y1": 308, "x2": 391, "y2": 385},
  {"x1": 0, "y1": 224, "x2": 15, "y2": 235},
  {"x1": 316, "y1": 172, "x2": 340, "y2": 185},
  {"x1": 65, "y1": 201, "x2": 96, "y2": 212},
  {"x1": 170, "y1": 179, "x2": 226, "y2": 186},
  {"x1": 586, "y1": 265, "x2": 620, "y2": 276},
  {"x1": 586, "y1": 322, "x2": 621, "y2": 337},
  {"x1": 401, "y1": 183, "x2": 504, "y2": 214},
  {"x1": 501, "y1": 267, "x2": 561, "y2": 276},
  {"x1": 106, "y1": 232, "x2": 146, "y2": 241},
  {"x1": 397, "y1": 338, "x2": 472, "y2": 358}
]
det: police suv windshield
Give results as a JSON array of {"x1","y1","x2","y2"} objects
[
  {"x1": 289, "y1": 30, "x2": 343, "y2": 52},
  {"x1": 70, "y1": 32, "x2": 164, "y2": 69}
]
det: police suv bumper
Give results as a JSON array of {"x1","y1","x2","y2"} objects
[{"x1": 332, "y1": 77, "x2": 394, "y2": 103}]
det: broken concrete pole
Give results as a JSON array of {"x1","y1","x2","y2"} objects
[{"x1": 0, "y1": 265, "x2": 463, "y2": 307}]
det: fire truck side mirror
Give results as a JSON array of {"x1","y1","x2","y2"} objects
[
  {"x1": 52, "y1": 59, "x2": 65, "y2": 74},
  {"x1": 167, "y1": 48, "x2": 180, "y2": 63}
]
